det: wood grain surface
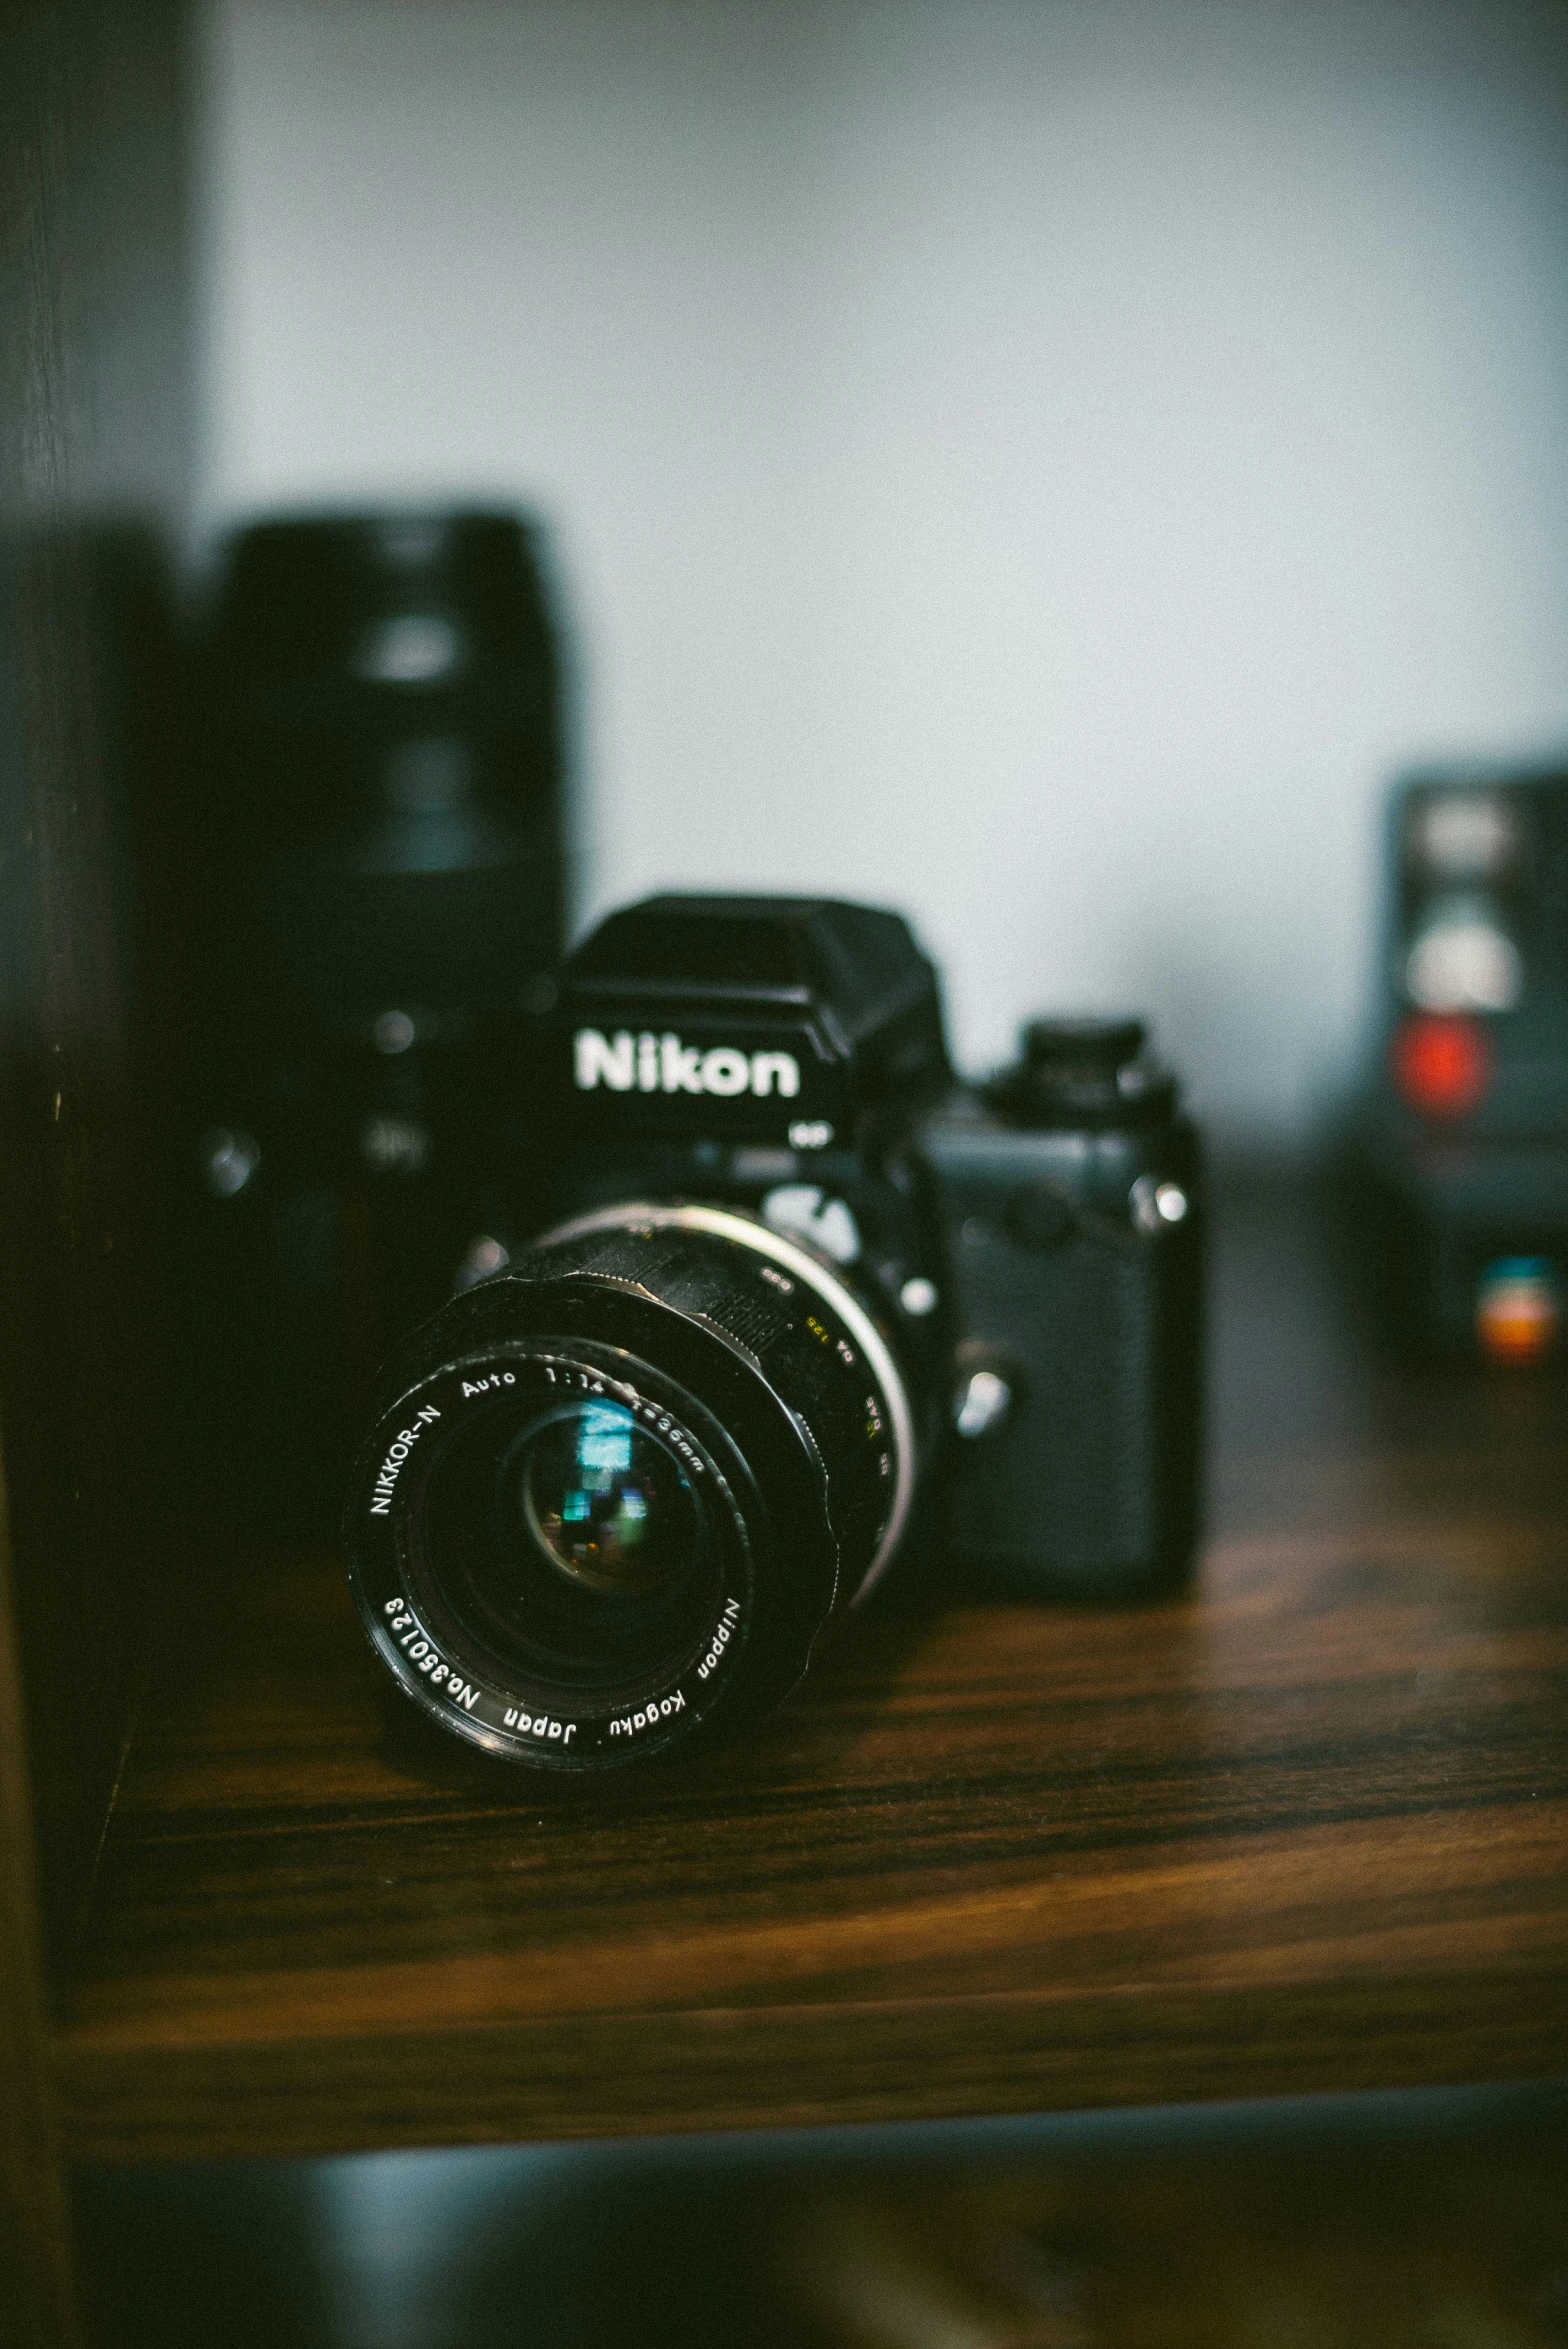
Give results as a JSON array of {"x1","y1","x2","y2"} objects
[{"x1": 54, "y1": 1182, "x2": 1568, "y2": 2162}]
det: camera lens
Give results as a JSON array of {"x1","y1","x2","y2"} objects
[{"x1": 344, "y1": 1205, "x2": 917, "y2": 1769}]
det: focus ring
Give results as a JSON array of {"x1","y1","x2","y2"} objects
[{"x1": 532, "y1": 1204, "x2": 916, "y2": 1602}]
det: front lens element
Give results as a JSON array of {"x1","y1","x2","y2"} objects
[
  {"x1": 519, "y1": 1402, "x2": 698, "y2": 1597},
  {"x1": 414, "y1": 1382, "x2": 720, "y2": 1695}
]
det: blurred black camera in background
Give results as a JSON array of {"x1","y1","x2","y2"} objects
[
  {"x1": 344, "y1": 896, "x2": 1202, "y2": 1771},
  {"x1": 1352, "y1": 768, "x2": 1568, "y2": 1364},
  {"x1": 181, "y1": 511, "x2": 567, "y2": 1523}
]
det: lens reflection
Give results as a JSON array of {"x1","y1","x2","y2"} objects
[{"x1": 520, "y1": 1402, "x2": 697, "y2": 1597}]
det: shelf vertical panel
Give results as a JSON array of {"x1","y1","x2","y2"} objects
[
  {"x1": 0, "y1": 1471, "x2": 77, "y2": 2349},
  {"x1": 0, "y1": 0, "x2": 196, "y2": 2336}
]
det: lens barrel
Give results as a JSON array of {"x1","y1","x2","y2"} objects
[{"x1": 344, "y1": 1205, "x2": 915, "y2": 1768}]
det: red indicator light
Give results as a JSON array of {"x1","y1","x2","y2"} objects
[
  {"x1": 1476, "y1": 1259, "x2": 1561, "y2": 1366},
  {"x1": 1388, "y1": 1013, "x2": 1491, "y2": 1118}
]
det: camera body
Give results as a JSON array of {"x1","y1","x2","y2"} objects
[
  {"x1": 530, "y1": 894, "x2": 1203, "y2": 1599},
  {"x1": 345, "y1": 892, "x2": 1202, "y2": 1770},
  {"x1": 1353, "y1": 768, "x2": 1568, "y2": 1364}
]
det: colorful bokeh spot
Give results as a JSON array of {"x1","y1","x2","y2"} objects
[
  {"x1": 1389, "y1": 1013, "x2": 1491, "y2": 1118},
  {"x1": 1475, "y1": 1258, "x2": 1561, "y2": 1366}
]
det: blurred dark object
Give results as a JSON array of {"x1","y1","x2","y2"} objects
[
  {"x1": 764, "y1": 2105, "x2": 1568, "y2": 2347},
  {"x1": 179, "y1": 511, "x2": 567, "y2": 1529},
  {"x1": 1348, "y1": 768, "x2": 1568, "y2": 1365},
  {"x1": 71, "y1": 2085, "x2": 1568, "y2": 2349}
]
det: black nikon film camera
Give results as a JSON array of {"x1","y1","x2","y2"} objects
[
  {"x1": 345, "y1": 894, "x2": 1203, "y2": 1771},
  {"x1": 179, "y1": 511, "x2": 566, "y2": 1521},
  {"x1": 1352, "y1": 768, "x2": 1568, "y2": 1364}
]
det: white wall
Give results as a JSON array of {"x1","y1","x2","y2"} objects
[{"x1": 199, "y1": 0, "x2": 1568, "y2": 1144}]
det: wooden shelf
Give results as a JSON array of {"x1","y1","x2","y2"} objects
[{"x1": 52, "y1": 1185, "x2": 1568, "y2": 2163}]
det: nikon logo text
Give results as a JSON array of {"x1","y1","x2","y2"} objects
[{"x1": 574, "y1": 1028, "x2": 801, "y2": 1100}]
